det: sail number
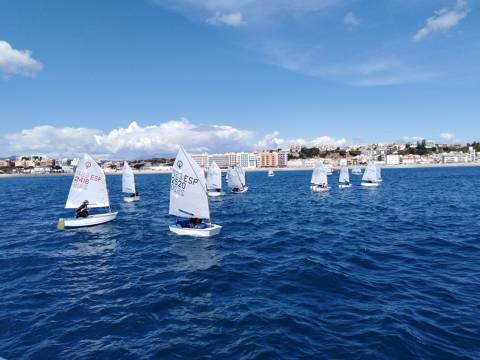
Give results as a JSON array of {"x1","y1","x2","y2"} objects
[
  {"x1": 171, "y1": 171, "x2": 199, "y2": 196},
  {"x1": 73, "y1": 174, "x2": 102, "y2": 189}
]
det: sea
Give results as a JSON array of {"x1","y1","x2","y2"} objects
[{"x1": 0, "y1": 167, "x2": 479, "y2": 359}]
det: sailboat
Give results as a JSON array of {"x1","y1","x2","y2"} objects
[
  {"x1": 361, "y1": 162, "x2": 380, "y2": 187},
  {"x1": 206, "y1": 161, "x2": 225, "y2": 197},
  {"x1": 375, "y1": 166, "x2": 383, "y2": 183},
  {"x1": 268, "y1": 169, "x2": 275, "y2": 177},
  {"x1": 338, "y1": 165, "x2": 352, "y2": 189},
  {"x1": 228, "y1": 166, "x2": 248, "y2": 193},
  {"x1": 122, "y1": 161, "x2": 140, "y2": 202},
  {"x1": 310, "y1": 164, "x2": 330, "y2": 192},
  {"x1": 59, "y1": 154, "x2": 118, "y2": 228},
  {"x1": 169, "y1": 146, "x2": 222, "y2": 237},
  {"x1": 352, "y1": 164, "x2": 362, "y2": 175}
]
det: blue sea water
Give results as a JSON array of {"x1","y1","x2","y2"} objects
[{"x1": 0, "y1": 167, "x2": 479, "y2": 359}]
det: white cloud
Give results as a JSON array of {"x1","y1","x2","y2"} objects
[
  {"x1": 207, "y1": 12, "x2": 246, "y2": 26},
  {"x1": 399, "y1": 136, "x2": 423, "y2": 144},
  {"x1": 5, "y1": 125, "x2": 102, "y2": 158},
  {"x1": 156, "y1": 0, "x2": 337, "y2": 25},
  {"x1": 344, "y1": 12, "x2": 360, "y2": 27},
  {"x1": 262, "y1": 44, "x2": 434, "y2": 86},
  {"x1": 439, "y1": 132, "x2": 455, "y2": 142},
  {"x1": 3, "y1": 119, "x2": 254, "y2": 159},
  {"x1": 0, "y1": 40, "x2": 43, "y2": 77},
  {"x1": 255, "y1": 131, "x2": 345, "y2": 150},
  {"x1": 413, "y1": 0, "x2": 468, "y2": 42}
]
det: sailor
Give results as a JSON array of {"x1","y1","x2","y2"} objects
[{"x1": 76, "y1": 200, "x2": 89, "y2": 218}]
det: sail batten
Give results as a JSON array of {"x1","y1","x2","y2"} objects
[
  {"x1": 65, "y1": 154, "x2": 110, "y2": 209},
  {"x1": 169, "y1": 146, "x2": 210, "y2": 220},
  {"x1": 122, "y1": 161, "x2": 136, "y2": 194}
]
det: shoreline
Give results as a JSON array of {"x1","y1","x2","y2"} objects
[{"x1": 1, "y1": 162, "x2": 480, "y2": 179}]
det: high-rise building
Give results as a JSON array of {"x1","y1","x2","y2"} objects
[
  {"x1": 227, "y1": 153, "x2": 237, "y2": 167},
  {"x1": 236, "y1": 152, "x2": 250, "y2": 168},
  {"x1": 260, "y1": 152, "x2": 279, "y2": 167},
  {"x1": 278, "y1": 150, "x2": 289, "y2": 167},
  {"x1": 192, "y1": 153, "x2": 209, "y2": 168},
  {"x1": 208, "y1": 154, "x2": 229, "y2": 169}
]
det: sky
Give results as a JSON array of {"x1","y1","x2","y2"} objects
[{"x1": 0, "y1": 0, "x2": 479, "y2": 158}]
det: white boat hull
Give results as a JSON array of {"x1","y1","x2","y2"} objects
[
  {"x1": 361, "y1": 182, "x2": 380, "y2": 187},
  {"x1": 207, "y1": 191, "x2": 225, "y2": 197},
  {"x1": 339, "y1": 184, "x2": 352, "y2": 189},
  {"x1": 232, "y1": 186, "x2": 248, "y2": 194},
  {"x1": 63, "y1": 212, "x2": 118, "y2": 228},
  {"x1": 124, "y1": 196, "x2": 140, "y2": 202},
  {"x1": 169, "y1": 223, "x2": 222, "y2": 237},
  {"x1": 311, "y1": 185, "x2": 330, "y2": 192}
]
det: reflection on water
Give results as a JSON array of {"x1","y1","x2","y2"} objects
[{"x1": 168, "y1": 236, "x2": 218, "y2": 272}]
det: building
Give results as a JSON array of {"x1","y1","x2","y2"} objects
[
  {"x1": 192, "y1": 153, "x2": 209, "y2": 168},
  {"x1": 386, "y1": 154, "x2": 400, "y2": 165},
  {"x1": 227, "y1": 153, "x2": 237, "y2": 167},
  {"x1": 425, "y1": 140, "x2": 436, "y2": 149},
  {"x1": 208, "y1": 154, "x2": 229, "y2": 169},
  {"x1": 442, "y1": 152, "x2": 469, "y2": 164},
  {"x1": 236, "y1": 152, "x2": 250, "y2": 168},
  {"x1": 248, "y1": 153, "x2": 257, "y2": 168},
  {"x1": 401, "y1": 155, "x2": 417, "y2": 165},
  {"x1": 0, "y1": 160, "x2": 12, "y2": 168},
  {"x1": 278, "y1": 150, "x2": 289, "y2": 167},
  {"x1": 260, "y1": 151, "x2": 279, "y2": 167}
]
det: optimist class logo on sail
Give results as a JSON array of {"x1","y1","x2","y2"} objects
[{"x1": 171, "y1": 165, "x2": 199, "y2": 197}]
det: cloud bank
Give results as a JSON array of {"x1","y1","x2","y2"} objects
[
  {"x1": 0, "y1": 40, "x2": 43, "y2": 77},
  {"x1": 3, "y1": 120, "x2": 348, "y2": 158},
  {"x1": 413, "y1": 0, "x2": 468, "y2": 42}
]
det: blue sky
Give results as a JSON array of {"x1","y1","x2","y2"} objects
[{"x1": 0, "y1": 0, "x2": 479, "y2": 157}]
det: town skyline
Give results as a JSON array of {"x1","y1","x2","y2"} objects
[{"x1": 1, "y1": 0, "x2": 479, "y2": 158}]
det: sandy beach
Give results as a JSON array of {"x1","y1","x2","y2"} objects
[{"x1": 1, "y1": 162, "x2": 480, "y2": 179}]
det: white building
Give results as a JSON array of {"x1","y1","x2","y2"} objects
[
  {"x1": 236, "y1": 152, "x2": 250, "y2": 168},
  {"x1": 192, "y1": 153, "x2": 209, "y2": 168},
  {"x1": 386, "y1": 154, "x2": 400, "y2": 165},
  {"x1": 442, "y1": 152, "x2": 469, "y2": 164},
  {"x1": 208, "y1": 154, "x2": 229, "y2": 169}
]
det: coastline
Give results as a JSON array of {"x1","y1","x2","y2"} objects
[{"x1": 1, "y1": 162, "x2": 480, "y2": 179}]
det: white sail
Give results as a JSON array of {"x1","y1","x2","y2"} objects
[
  {"x1": 169, "y1": 146, "x2": 210, "y2": 219},
  {"x1": 122, "y1": 161, "x2": 136, "y2": 194},
  {"x1": 362, "y1": 162, "x2": 377, "y2": 182},
  {"x1": 206, "y1": 161, "x2": 222, "y2": 190},
  {"x1": 65, "y1": 154, "x2": 110, "y2": 209},
  {"x1": 352, "y1": 164, "x2": 362, "y2": 174},
  {"x1": 311, "y1": 164, "x2": 328, "y2": 185},
  {"x1": 339, "y1": 165, "x2": 350, "y2": 183},
  {"x1": 376, "y1": 166, "x2": 382, "y2": 180},
  {"x1": 227, "y1": 168, "x2": 243, "y2": 189}
]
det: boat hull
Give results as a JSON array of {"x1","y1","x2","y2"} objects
[
  {"x1": 339, "y1": 184, "x2": 352, "y2": 189},
  {"x1": 207, "y1": 191, "x2": 225, "y2": 197},
  {"x1": 232, "y1": 186, "x2": 248, "y2": 194},
  {"x1": 63, "y1": 212, "x2": 118, "y2": 228},
  {"x1": 169, "y1": 223, "x2": 222, "y2": 237},
  {"x1": 361, "y1": 182, "x2": 379, "y2": 187},
  {"x1": 124, "y1": 196, "x2": 140, "y2": 202},
  {"x1": 311, "y1": 185, "x2": 330, "y2": 192}
]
